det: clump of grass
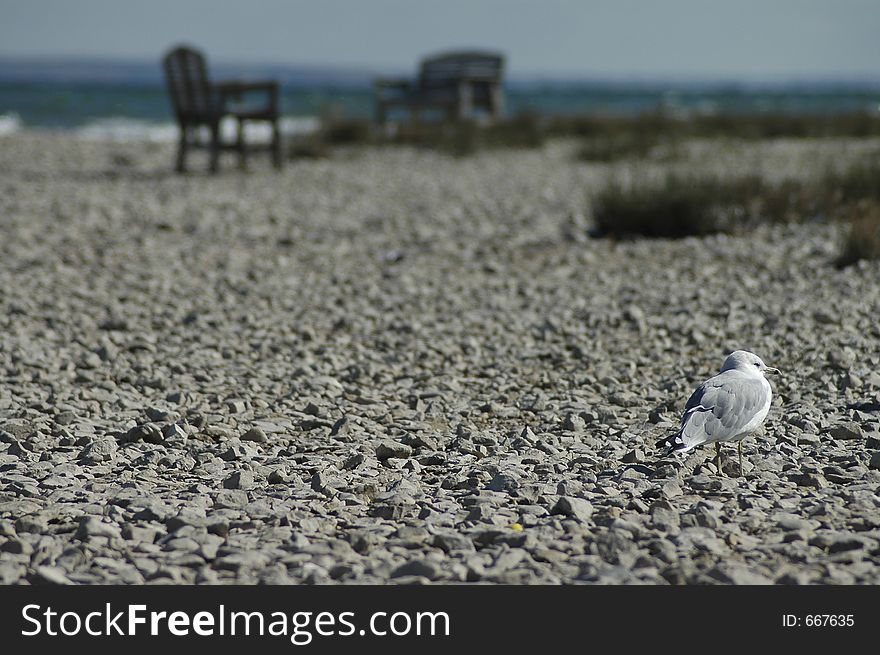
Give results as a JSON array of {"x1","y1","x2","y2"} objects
[
  {"x1": 380, "y1": 121, "x2": 461, "y2": 152},
  {"x1": 547, "y1": 112, "x2": 673, "y2": 139},
  {"x1": 286, "y1": 135, "x2": 331, "y2": 159},
  {"x1": 550, "y1": 110, "x2": 880, "y2": 143},
  {"x1": 690, "y1": 111, "x2": 880, "y2": 139},
  {"x1": 382, "y1": 112, "x2": 546, "y2": 156},
  {"x1": 482, "y1": 111, "x2": 546, "y2": 149},
  {"x1": 447, "y1": 121, "x2": 483, "y2": 156},
  {"x1": 837, "y1": 203, "x2": 880, "y2": 267},
  {"x1": 591, "y1": 174, "x2": 759, "y2": 238},
  {"x1": 590, "y1": 152, "x2": 880, "y2": 259},
  {"x1": 828, "y1": 156, "x2": 880, "y2": 205},
  {"x1": 321, "y1": 118, "x2": 374, "y2": 145},
  {"x1": 294, "y1": 110, "x2": 880, "y2": 161},
  {"x1": 559, "y1": 111, "x2": 880, "y2": 163},
  {"x1": 287, "y1": 114, "x2": 375, "y2": 159},
  {"x1": 751, "y1": 156, "x2": 880, "y2": 222},
  {"x1": 578, "y1": 132, "x2": 669, "y2": 162}
]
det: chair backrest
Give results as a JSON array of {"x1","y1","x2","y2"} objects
[
  {"x1": 163, "y1": 46, "x2": 214, "y2": 123},
  {"x1": 418, "y1": 51, "x2": 504, "y2": 90}
]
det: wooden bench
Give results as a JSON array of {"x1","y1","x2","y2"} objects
[
  {"x1": 375, "y1": 51, "x2": 505, "y2": 126},
  {"x1": 162, "y1": 45, "x2": 283, "y2": 173}
]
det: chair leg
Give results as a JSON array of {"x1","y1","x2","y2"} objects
[
  {"x1": 175, "y1": 127, "x2": 188, "y2": 173},
  {"x1": 237, "y1": 118, "x2": 246, "y2": 170},
  {"x1": 272, "y1": 119, "x2": 282, "y2": 169},
  {"x1": 209, "y1": 123, "x2": 220, "y2": 173}
]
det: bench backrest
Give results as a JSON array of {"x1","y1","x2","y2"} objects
[
  {"x1": 418, "y1": 51, "x2": 504, "y2": 90},
  {"x1": 163, "y1": 46, "x2": 214, "y2": 123}
]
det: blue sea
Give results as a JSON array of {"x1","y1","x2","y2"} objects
[{"x1": 1, "y1": 58, "x2": 879, "y2": 141}]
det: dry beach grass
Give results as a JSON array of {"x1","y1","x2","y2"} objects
[{"x1": 1, "y1": 132, "x2": 879, "y2": 584}]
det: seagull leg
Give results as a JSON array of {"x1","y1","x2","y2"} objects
[
  {"x1": 715, "y1": 442, "x2": 722, "y2": 476},
  {"x1": 738, "y1": 442, "x2": 743, "y2": 477}
]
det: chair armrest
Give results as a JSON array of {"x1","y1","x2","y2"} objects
[{"x1": 214, "y1": 79, "x2": 279, "y2": 115}]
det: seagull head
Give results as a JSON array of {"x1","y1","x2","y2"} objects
[{"x1": 720, "y1": 350, "x2": 780, "y2": 377}]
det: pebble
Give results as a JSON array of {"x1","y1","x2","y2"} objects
[
  {"x1": 375, "y1": 440, "x2": 413, "y2": 460},
  {"x1": 223, "y1": 471, "x2": 255, "y2": 490},
  {"x1": 125, "y1": 423, "x2": 165, "y2": 444},
  {"x1": 241, "y1": 427, "x2": 269, "y2": 444},
  {"x1": 390, "y1": 560, "x2": 440, "y2": 580},
  {"x1": 29, "y1": 566, "x2": 73, "y2": 585},
  {"x1": 78, "y1": 438, "x2": 118, "y2": 464},
  {"x1": 486, "y1": 473, "x2": 519, "y2": 493},
  {"x1": 550, "y1": 497, "x2": 594, "y2": 522},
  {"x1": 827, "y1": 423, "x2": 863, "y2": 440},
  {"x1": 75, "y1": 517, "x2": 122, "y2": 540}
]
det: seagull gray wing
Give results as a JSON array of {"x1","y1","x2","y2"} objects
[{"x1": 678, "y1": 371, "x2": 768, "y2": 449}]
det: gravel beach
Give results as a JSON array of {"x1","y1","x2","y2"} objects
[{"x1": 1, "y1": 133, "x2": 879, "y2": 585}]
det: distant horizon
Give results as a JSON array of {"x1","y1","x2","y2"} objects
[{"x1": 2, "y1": 53, "x2": 879, "y2": 89}]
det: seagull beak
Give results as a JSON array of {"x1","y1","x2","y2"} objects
[{"x1": 765, "y1": 367, "x2": 780, "y2": 374}]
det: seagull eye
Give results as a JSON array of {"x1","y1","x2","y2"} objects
[{"x1": 754, "y1": 362, "x2": 761, "y2": 367}]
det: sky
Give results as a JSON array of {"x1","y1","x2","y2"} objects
[{"x1": 2, "y1": 0, "x2": 880, "y2": 81}]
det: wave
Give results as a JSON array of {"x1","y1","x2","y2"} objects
[
  {"x1": 0, "y1": 115, "x2": 321, "y2": 142},
  {"x1": 71, "y1": 115, "x2": 320, "y2": 142},
  {"x1": 73, "y1": 118, "x2": 178, "y2": 142},
  {"x1": 0, "y1": 112, "x2": 23, "y2": 136}
]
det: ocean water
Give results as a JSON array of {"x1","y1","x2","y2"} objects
[{"x1": 2, "y1": 79, "x2": 879, "y2": 142}]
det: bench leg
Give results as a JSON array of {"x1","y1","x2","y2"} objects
[
  {"x1": 209, "y1": 123, "x2": 220, "y2": 173},
  {"x1": 237, "y1": 118, "x2": 246, "y2": 170},
  {"x1": 272, "y1": 119, "x2": 282, "y2": 169}
]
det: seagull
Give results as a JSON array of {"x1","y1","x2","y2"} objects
[{"x1": 656, "y1": 350, "x2": 779, "y2": 475}]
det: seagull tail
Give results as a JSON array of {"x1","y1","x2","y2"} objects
[{"x1": 655, "y1": 432, "x2": 686, "y2": 458}]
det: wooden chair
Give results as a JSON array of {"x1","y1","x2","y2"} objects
[
  {"x1": 375, "y1": 51, "x2": 505, "y2": 126},
  {"x1": 162, "y1": 46, "x2": 283, "y2": 172}
]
